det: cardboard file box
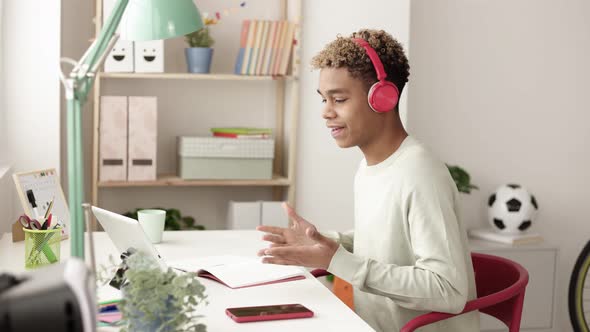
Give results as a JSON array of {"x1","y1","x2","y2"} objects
[
  {"x1": 128, "y1": 96, "x2": 157, "y2": 181},
  {"x1": 99, "y1": 96, "x2": 128, "y2": 181},
  {"x1": 134, "y1": 40, "x2": 164, "y2": 73},
  {"x1": 178, "y1": 137, "x2": 274, "y2": 180}
]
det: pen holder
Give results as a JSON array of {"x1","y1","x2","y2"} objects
[{"x1": 24, "y1": 227, "x2": 61, "y2": 269}]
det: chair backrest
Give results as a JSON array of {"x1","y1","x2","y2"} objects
[
  {"x1": 400, "y1": 252, "x2": 529, "y2": 332},
  {"x1": 470, "y1": 252, "x2": 529, "y2": 330}
]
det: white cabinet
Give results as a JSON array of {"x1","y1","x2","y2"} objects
[{"x1": 469, "y1": 239, "x2": 558, "y2": 332}]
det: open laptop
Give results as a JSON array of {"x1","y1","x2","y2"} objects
[{"x1": 91, "y1": 206, "x2": 167, "y2": 270}]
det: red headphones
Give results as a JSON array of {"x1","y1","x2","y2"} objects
[{"x1": 352, "y1": 38, "x2": 399, "y2": 113}]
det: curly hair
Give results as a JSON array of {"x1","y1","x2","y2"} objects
[{"x1": 311, "y1": 29, "x2": 410, "y2": 94}]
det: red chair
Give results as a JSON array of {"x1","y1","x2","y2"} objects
[{"x1": 312, "y1": 252, "x2": 529, "y2": 332}]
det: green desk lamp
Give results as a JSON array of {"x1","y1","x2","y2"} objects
[{"x1": 60, "y1": 0, "x2": 203, "y2": 259}]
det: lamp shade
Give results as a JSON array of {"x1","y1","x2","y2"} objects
[{"x1": 120, "y1": 0, "x2": 203, "y2": 41}]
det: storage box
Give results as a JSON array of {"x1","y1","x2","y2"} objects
[
  {"x1": 99, "y1": 96, "x2": 128, "y2": 181},
  {"x1": 134, "y1": 40, "x2": 164, "y2": 73},
  {"x1": 128, "y1": 96, "x2": 157, "y2": 181},
  {"x1": 227, "y1": 201, "x2": 261, "y2": 229},
  {"x1": 104, "y1": 40, "x2": 134, "y2": 72},
  {"x1": 178, "y1": 137, "x2": 274, "y2": 180}
]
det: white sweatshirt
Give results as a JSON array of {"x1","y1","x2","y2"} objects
[{"x1": 326, "y1": 136, "x2": 480, "y2": 332}]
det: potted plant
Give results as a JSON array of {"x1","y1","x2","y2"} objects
[
  {"x1": 123, "y1": 208, "x2": 205, "y2": 231},
  {"x1": 99, "y1": 252, "x2": 208, "y2": 332},
  {"x1": 184, "y1": 17, "x2": 217, "y2": 73},
  {"x1": 446, "y1": 164, "x2": 478, "y2": 194}
]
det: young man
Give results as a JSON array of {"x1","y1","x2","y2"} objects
[{"x1": 257, "y1": 29, "x2": 480, "y2": 331}]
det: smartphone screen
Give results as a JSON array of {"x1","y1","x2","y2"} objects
[{"x1": 226, "y1": 304, "x2": 314, "y2": 322}]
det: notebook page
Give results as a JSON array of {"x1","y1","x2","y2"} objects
[{"x1": 200, "y1": 261, "x2": 306, "y2": 289}]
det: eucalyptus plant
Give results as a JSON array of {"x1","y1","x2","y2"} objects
[{"x1": 99, "y1": 252, "x2": 208, "y2": 332}]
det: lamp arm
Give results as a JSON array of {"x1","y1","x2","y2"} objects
[
  {"x1": 62, "y1": 0, "x2": 129, "y2": 259},
  {"x1": 77, "y1": 0, "x2": 128, "y2": 80}
]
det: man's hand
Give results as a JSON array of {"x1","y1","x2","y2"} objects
[
  {"x1": 256, "y1": 202, "x2": 316, "y2": 248},
  {"x1": 256, "y1": 203, "x2": 339, "y2": 269}
]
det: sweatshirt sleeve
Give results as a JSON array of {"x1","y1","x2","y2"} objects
[
  {"x1": 327, "y1": 169, "x2": 470, "y2": 314},
  {"x1": 321, "y1": 230, "x2": 354, "y2": 252}
]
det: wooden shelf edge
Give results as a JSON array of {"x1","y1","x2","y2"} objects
[
  {"x1": 98, "y1": 174, "x2": 291, "y2": 188},
  {"x1": 98, "y1": 72, "x2": 297, "y2": 81}
]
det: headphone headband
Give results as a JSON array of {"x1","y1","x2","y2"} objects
[{"x1": 352, "y1": 38, "x2": 387, "y2": 82}]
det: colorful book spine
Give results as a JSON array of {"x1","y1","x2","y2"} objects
[
  {"x1": 263, "y1": 21, "x2": 279, "y2": 75},
  {"x1": 234, "y1": 20, "x2": 250, "y2": 74},
  {"x1": 248, "y1": 20, "x2": 265, "y2": 75},
  {"x1": 213, "y1": 132, "x2": 270, "y2": 139},
  {"x1": 241, "y1": 20, "x2": 258, "y2": 75}
]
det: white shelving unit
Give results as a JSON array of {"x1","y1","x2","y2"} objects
[{"x1": 90, "y1": 0, "x2": 302, "y2": 228}]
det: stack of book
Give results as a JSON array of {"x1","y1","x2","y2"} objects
[
  {"x1": 211, "y1": 127, "x2": 272, "y2": 139},
  {"x1": 468, "y1": 228, "x2": 544, "y2": 245},
  {"x1": 234, "y1": 20, "x2": 296, "y2": 76}
]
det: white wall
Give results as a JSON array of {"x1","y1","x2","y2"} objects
[
  {"x1": 0, "y1": 0, "x2": 5, "y2": 165},
  {"x1": 2, "y1": 1, "x2": 61, "y2": 220},
  {"x1": 409, "y1": 1, "x2": 590, "y2": 330},
  {"x1": 296, "y1": 0, "x2": 410, "y2": 231}
]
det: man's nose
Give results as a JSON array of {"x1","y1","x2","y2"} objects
[{"x1": 322, "y1": 104, "x2": 336, "y2": 119}]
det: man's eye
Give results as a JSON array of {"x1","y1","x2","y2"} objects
[
  {"x1": 335, "y1": 98, "x2": 347, "y2": 103},
  {"x1": 321, "y1": 99, "x2": 327, "y2": 103}
]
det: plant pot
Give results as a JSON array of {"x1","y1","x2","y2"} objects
[
  {"x1": 123, "y1": 290, "x2": 177, "y2": 332},
  {"x1": 185, "y1": 47, "x2": 213, "y2": 73}
]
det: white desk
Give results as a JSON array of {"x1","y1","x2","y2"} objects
[{"x1": 0, "y1": 230, "x2": 374, "y2": 332}]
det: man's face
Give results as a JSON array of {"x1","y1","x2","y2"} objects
[{"x1": 317, "y1": 67, "x2": 381, "y2": 149}]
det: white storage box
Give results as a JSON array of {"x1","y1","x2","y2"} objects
[{"x1": 178, "y1": 137, "x2": 274, "y2": 180}]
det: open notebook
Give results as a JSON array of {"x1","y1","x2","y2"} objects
[{"x1": 170, "y1": 255, "x2": 307, "y2": 289}]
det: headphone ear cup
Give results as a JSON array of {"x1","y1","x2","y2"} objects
[{"x1": 368, "y1": 81, "x2": 399, "y2": 113}]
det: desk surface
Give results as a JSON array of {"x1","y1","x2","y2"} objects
[{"x1": 0, "y1": 230, "x2": 374, "y2": 331}]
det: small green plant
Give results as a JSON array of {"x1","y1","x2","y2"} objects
[
  {"x1": 185, "y1": 17, "x2": 217, "y2": 48},
  {"x1": 123, "y1": 208, "x2": 205, "y2": 231},
  {"x1": 98, "y1": 252, "x2": 208, "y2": 332},
  {"x1": 446, "y1": 164, "x2": 479, "y2": 194}
]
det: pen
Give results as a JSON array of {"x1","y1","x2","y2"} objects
[
  {"x1": 44, "y1": 197, "x2": 55, "y2": 219},
  {"x1": 26, "y1": 190, "x2": 40, "y2": 219}
]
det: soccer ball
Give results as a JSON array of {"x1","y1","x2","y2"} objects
[{"x1": 488, "y1": 184, "x2": 539, "y2": 234}]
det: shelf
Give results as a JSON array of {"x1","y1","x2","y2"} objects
[
  {"x1": 99, "y1": 72, "x2": 297, "y2": 81},
  {"x1": 98, "y1": 174, "x2": 291, "y2": 188}
]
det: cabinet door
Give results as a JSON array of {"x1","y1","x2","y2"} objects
[{"x1": 473, "y1": 249, "x2": 556, "y2": 331}]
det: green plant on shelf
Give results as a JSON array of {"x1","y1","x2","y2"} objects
[
  {"x1": 123, "y1": 208, "x2": 205, "y2": 231},
  {"x1": 446, "y1": 164, "x2": 479, "y2": 194},
  {"x1": 185, "y1": 17, "x2": 217, "y2": 48}
]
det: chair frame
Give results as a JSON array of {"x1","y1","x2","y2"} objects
[{"x1": 312, "y1": 252, "x2": 529, "y2": 332}]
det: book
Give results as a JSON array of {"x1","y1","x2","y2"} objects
[
  {"x1": 248, "y1": 19, "x2": 265, "y2": 75},
  {"x1": 171, "y1": 255, "x2": 306, "y2": 289},
  {"x1": 271, "y1": 21, "x2": 287, "y2": 75},
  {"x1": 468, "y1": 228, "x2": 543, "y2": 245},
  {"x1": 241, "y1": 20, "x2": 258, "y2": 75},
  {"x1": 211, "y1": 127, "x2": 272, "y2": 138},
  {"x1": 262, "y1": 21, "x2": 279, "y2": 75},
  {"x1": 234, "y1": 20, "x2": 250, "y2": 74},
  {"x1": 278, "y1": 22, "x2": 296, "y2": 75},
  {"x1": 213, "y1": 132, "x2": 270, "y2": 139},
  {"x1": 255, "y1": 21, "x2": 270, "y2": 75}
]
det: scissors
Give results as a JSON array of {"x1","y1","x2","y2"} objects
[{"x1": 18, "y1": 214, "x2": 47, "y2": 230}]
